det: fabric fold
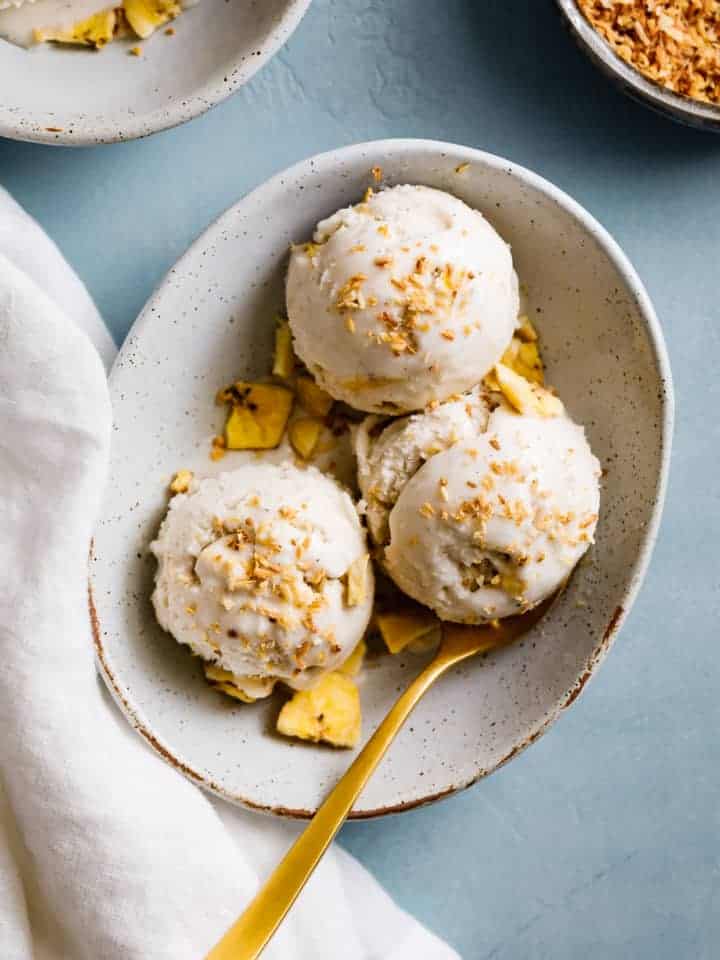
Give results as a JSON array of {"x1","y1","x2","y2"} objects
[{"x1": 0, "y1": 189, "x2": 458, "y2": 960}]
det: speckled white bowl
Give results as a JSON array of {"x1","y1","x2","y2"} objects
[
  {"x1": 90, "y1": 140, "x2": 673, "y2": 818},
  {"x1": 0, "y1": 0, "x2": 310, "y2": 145}
]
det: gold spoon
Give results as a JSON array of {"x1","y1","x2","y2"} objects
[{"x1": 206, "y1": 597, "x2": 552, "y2": 960}]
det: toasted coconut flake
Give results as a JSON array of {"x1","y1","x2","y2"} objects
[
  {"x1": 169, "y1": 469, "x2": 193, "y2": 494},
  {"x1": 577, "y1": 0, "x2": 720, "y2": 105}
]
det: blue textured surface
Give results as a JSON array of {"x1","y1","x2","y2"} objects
[{"x1": 2, "y1": 2, "x2": 718, "y2": 957}]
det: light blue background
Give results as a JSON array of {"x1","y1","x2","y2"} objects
[{"x1": 3, "y1": 2, "x2": 718, "y2": 957}]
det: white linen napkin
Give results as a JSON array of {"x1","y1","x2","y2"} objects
[{"x1": 0, "y1": 189, "x2": 459, "y2": 960}]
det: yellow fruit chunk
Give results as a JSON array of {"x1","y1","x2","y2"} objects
[
  {"x1": 517, "y1": 341, "x2": 544, "y2": 384},
  {"x1": 212, "y1": 682, "x2": 255, "y2": 703},
  {"x1": 340, "y1": 375, "x2": 398, "y2": 393},
  {"x1": 376, "y1": 608, "x2": 440, "y2": 654},
  {"x1": 276, "y1": 673, "x2": 361, "y2": 748},
  {"x1": 203, "y1": 664, "x2": 256, "y2": 703},
  {"x1": 169, "y1": 469, "x2": 193, "y2": 494},
  {"x1": 295, "y1": 376, "x2": 334, "y2": 417},
  {"x1": 204, "y1": 664, "x2": 234, "y2": 683},
  {"x1": 338, "y1": 640, "x2": 366, "y2": 677},
  {"x1": 501, "y1": 338, "x2": 544, "y2": 385},
  {"x1": 209, "y1": 435, "x2": 227, "y2": 461},
  {"x1": 123, "y1": 0, "x2": 180, "y2": 38},
  {"x1": 34, "y1": 8, "x2": 117, "y2": 47},
  {"x1": 483, "y1": 367, "x2": 500, "y2": 391},
  {"x1": 223, "y1": 382, "x2": 293, "y2": 450},
  {"x1": 345, "y1": 553, "x2": 369, "y2": 607},
  {"x1": 289, "y1": 416, "x2": 323, "y2": 459},
  {"x1": 494, "y1": 363, "x2": 563, "y2": 418},
  {"x1": 516, "y1": 316, "x2": 539, "y2": 342},
  {"x1": 500, "y1": 572, "x2": 526, "y2": 600},
  {"x1": 272, "y1": 320, "x2": 295, "y2": 379},
  {"x1": 500, "y1": 337, "x2": 519, "y2": 365}
]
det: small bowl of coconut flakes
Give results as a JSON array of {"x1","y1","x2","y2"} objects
[{"x1": 556, "y1": 0, "x2": 720, "y2": 131}]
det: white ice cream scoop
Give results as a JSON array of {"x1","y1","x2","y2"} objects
[
  {"x1": 286, "y1": 184, "x2": 519, "y2": 414},
  {"x1": 353, "y1": 386, "x2": 490, "y2": 545},
  {"x1": 151, "y1": 463, "x2": 373, "y2": 698},
  {"x1": 361, "y1": 401, "x2": 601, "y2": 623}
]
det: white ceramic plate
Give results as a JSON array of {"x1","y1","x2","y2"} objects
[
  {"x1": 91, "y1": 140, "x2": 673, "y2": 818},
  {"x1": 0, "y1": 0, "x2": 310, "y2": 145}
]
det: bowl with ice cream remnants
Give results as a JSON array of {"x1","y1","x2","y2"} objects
[
  {"x1": 0, "y1": 0, "x2": 310, "y2": 145},
  {"x1": 90, "y1": 139, "x2": 673, "y2": 817}
]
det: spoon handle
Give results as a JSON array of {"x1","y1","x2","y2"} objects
[{"x1": 205, "y1": 654, "x2": 452, "y2": 960}]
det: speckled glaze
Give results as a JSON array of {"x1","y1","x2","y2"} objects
[
  {"x1": 0, "y1": 0, "x2": 310, "y2": 146},
  {"x1": 90, "y1": 140, "x2": 674, "y2": 818},
  {"x1": 556, "y1": 0, "x2": 720, "y2": 132}
]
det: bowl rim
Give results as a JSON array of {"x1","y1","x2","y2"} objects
[
  {"x1": 92, "y1": 138, "x2": 675, "y2": 819},
  {"x1": 555, "y1": 0, "x2": 720, "y2": 129},
  {"x1": 0, "y1": 0, "x2": 311, "y2": 146}
]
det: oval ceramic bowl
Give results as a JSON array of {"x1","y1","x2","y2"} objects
[
  {"x1": 556, "y1": 0, "x2": 720, "y2": 132},
  {"x1": 90, "y1": 139, "x2": 673, "y2": 818},
  {"x1": 0, "y1": 0, "x2": 310, "y2": 145}
]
